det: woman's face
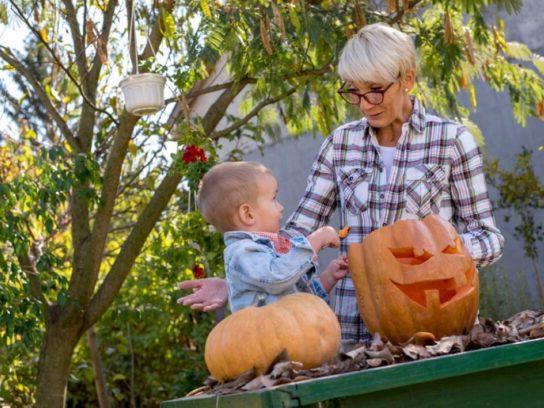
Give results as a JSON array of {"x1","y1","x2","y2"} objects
[{"x1": 347, "y1": 70, "x2": 415, "y2": 128}]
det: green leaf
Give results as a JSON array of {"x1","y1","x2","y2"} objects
[
  {"x1": 200, "y1": 0, "x2": 212, "y2": 20},
  {"x1": 532, "y1": 54, "x2": 544, "y2": 74},
  {"x1": 162, "y1": 11, "x2": 175, "y2": 39},
  {"x1": 505, "y1": 41, "x2": 532, "y2": 60},
  {"x1": 112, "y1": 373, "x2": 127, "y2": 382},
  {"x1": 468, "y1": 83, "x2": 477, "y2": 109},
  {"x1": 288, "y1": 4, "x2": 301, "y2": 34}
]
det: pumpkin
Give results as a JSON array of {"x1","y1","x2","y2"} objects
[
  {"x1": 348, "y1": 214, "x2": 479, "y2": 344},
  {"x1": 204, "y1": 293, "x2": 341, "y2": 382}
]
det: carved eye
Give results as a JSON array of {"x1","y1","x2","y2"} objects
[
  {"x1": 442, "y1": 237, "x2": 462, "y2": 254},
  {"x1": 390, "y1": 247, "x2": 433, "y2": 265}
]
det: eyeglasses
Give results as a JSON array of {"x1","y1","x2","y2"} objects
[{"x1": 337, "y1": 81, "x2": 396, "y2": 105}]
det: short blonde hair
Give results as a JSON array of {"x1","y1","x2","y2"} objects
[
  {"x1": 197, "y1": 161, "x2": 272, "y2": 233},
  {"x1": 338, "y1": 23, "x2": 416, "y2": 85}
]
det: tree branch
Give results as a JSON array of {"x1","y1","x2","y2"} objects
[
  {"x1": 201, "y1": 64, "x2": 332, "y2": 140},
  {"x1": 0, "y1": 46, "x2": 79, "y2": 150},
  {"x1": 164, "y1": 66, "x2": 333, "y2": 106},
  {"x1": 140, "y1": 0, "x2": 175, "y2": 62},
  {"x1": 70, "y1": 1, "x2": 178, "y2": 308},
  {"x1": 84, "y1": 164, "x2": 184, "y2": 328},
  {"x1": 88, "y1": 0, "x2": 119, "y2": 92},
  {"x1": 8, "y1": 0, "x2": 117, "y2": 124},
  {"x1": 201, "y1": 80, "x2": 250, "y2": 135},
  {"x1": 209, "y1": 88, "x2": 296, "y2": 141},
  {"x1": 164, "y1": 80, "x2": 256, "y2": 105},
  {"x1": 16, "y1": 251, "x2": 45, "y2": 303},
  {"x1": 69, "y1": 111, "x2": 139, "y2": 306},
  {"x1": 388, "y1": 0, "x2": 426, "y2": 25},
  {"x1": 60, "y1": 0, "x2": 88, "y2": 83}
]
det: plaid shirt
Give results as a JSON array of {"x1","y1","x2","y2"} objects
[{"x1": 282, "y1": 97, "x2": 504, "y2": 344}]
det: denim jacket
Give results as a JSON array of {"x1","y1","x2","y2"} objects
[{"x1": 223, "y1": 231, "x2": 329, "y2": 312}]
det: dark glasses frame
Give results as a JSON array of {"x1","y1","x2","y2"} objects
[{"x1": 337, "y1": 81, "x2": 397, "y2": 105}]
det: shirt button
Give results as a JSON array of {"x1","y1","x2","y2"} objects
[{"x1": 380, "y1": 193, "x2": 385, "y2": 199}]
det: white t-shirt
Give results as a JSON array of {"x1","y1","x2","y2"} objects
[{"x1": 378, "y1": 145, "x2": 396, "y2": 183}]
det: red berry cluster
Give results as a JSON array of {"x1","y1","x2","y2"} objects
[
  {"x1": 192, "y1": 264, "x2": 206, "y2": 279},
  {"x1": 182, "y1": 145, "x2": 208, "y2": 164}
]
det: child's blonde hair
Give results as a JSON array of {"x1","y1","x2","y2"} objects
[{"x1": 197, "y1": 161, "x2": 272, "y2": 233}]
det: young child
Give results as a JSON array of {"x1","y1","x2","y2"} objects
[{"x1": 196, "y1": 161, "x2": 348, "y2": 312}]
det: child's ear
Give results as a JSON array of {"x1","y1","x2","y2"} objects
[{"x1": 238, "y1": 203, "x2": 255, "y2": 226}]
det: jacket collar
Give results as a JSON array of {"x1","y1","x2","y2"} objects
[{"x1": 224, "y1": 230, "x2": 275, "y2": 247}]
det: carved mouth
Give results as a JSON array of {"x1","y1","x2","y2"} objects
[{"x1": 391, "y1": 266, "x2": 476, "y2": 309}]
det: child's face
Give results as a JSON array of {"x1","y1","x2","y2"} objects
[{"x1": 252, "y1": 173, "x2": 284, "y2": 233}]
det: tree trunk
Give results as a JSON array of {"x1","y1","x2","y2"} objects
[
  {"x1": 87, "y1": 326, "x2": 111, "y2": 408},
  {"x1": 36, "y1": 323, "x2": 80, "y2": 408}
]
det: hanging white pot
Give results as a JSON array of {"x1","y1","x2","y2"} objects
[{"x1": 119, "y1": 73, "x2": 166, "y2": 116}]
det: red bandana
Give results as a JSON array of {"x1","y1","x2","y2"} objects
[{"x1": 255, "y1": 232, "x2": 292, "y2": 254}]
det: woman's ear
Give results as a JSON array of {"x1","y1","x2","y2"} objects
[
  {"x1": 237, "y1": 203, "x2": 255, "y2": 227},
  {"x1": 403, "y1": 69, "x2": 416, "y2": 92}
]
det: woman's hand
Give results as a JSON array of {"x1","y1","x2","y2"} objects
[{"x1": 177, "y1": 277, "x2": 228, "y2": 312}]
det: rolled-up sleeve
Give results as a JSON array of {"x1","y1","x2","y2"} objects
[{"x1": 450, "y1": 129, "x2": 505, "y2": 267}]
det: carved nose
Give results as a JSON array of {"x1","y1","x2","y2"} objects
[{"x1": 390, "y1": 247, "x2": 433, "y2": 265}]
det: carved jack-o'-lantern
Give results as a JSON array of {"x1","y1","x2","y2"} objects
[{"x1": 348, "y1": 214, "x2": 479, "y2": 344}]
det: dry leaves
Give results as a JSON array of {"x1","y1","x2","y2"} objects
[{"x1": 187, "y1": 310, "x2": 544, "y2": 397}]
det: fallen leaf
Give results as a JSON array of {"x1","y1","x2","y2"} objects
[
  {"x1": 367, "y1": 358, "x2": 383, "y2": 367},
  {"x1": 426, "y1": 336, "x2": 466, "y2": 355},
  {"x1": 366, "y1": 348, "x2": 395, "y2": 364},
  {"x1": 269, "y1": 360, "x2": 303, "y2": 379},
  {"x1": 402, "y1": 344, "x2": 431, "y2": 360},
  {"x1": 529, "y1": 323, "x2": 544, "y2": 339},
  {"x1": 241, "y1": 375, "x2": 275, "y2": 391},
  {"x1": 341, "y1": 345, "x2": 367, "y2": 361}
]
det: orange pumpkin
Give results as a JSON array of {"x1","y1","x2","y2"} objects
[
  {"x1": 348, "y1": 214, "x2": 479, "y2": 344},
  {"x1": 204, "y1": 293, "x2": 340, "y2": 382}
]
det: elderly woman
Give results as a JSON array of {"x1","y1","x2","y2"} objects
[{"x1": 179, "y1": 23, "x2": 504, "y2": 344}]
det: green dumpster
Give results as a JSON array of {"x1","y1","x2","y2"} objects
[{"x1": 161, "y1": 338, "x2": 544, "y2": 407}]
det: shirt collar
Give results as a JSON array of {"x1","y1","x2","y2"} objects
[{"x1": 409, "y1": 96, "x2": 426, "y2": 133}]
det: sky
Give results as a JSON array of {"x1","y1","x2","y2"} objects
[{"x1": 1, "y1": 22, "x2": 27, "y2": 137}]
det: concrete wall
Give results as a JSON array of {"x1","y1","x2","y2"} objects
[{"x1": 244, "y1": 1, "x2": 544, "y2": 317}]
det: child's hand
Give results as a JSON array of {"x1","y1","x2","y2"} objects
[
  {"x1": 307, "y1": 226, "x2": 340, "y2": 253},
  {"x1": 319, "y1": 255, "x2": 349, "y2": 292}
]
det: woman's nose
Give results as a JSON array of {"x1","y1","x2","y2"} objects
[{"x1": 359, "y1": 96, "x2": 374, "y2": 112}]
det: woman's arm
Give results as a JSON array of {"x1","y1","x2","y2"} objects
[
  {"x1": 282, "y1": 135, "x2": 339, "y2": 237},
  {"x1": 450, "y1": 129, "x2": 505, "y2": 267}
]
